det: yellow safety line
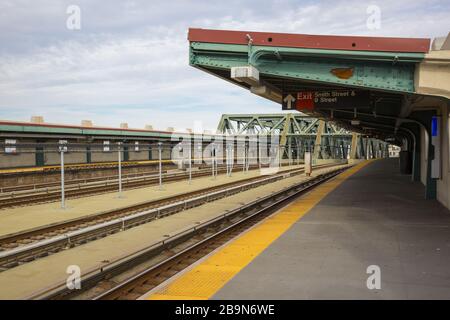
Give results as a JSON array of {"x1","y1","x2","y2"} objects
[{"x1": 147, "y1": 160, "x2": 374, "y2": 300}]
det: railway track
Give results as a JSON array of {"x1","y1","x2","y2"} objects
[
  {"x1": 0, "y1": 165, "x2": 179, "y2": 193},
  {"x1": 0, "y1": 160, "x2": 237, "y2": 193},
  {"x1": 0, "y1": 160, "x2": 159, "y2": 175},
  {"x1": 0, "y1": 163, "x2": 267, "y2": 209},
  {"x1": 0, "y1": 157, "x2": 266, "y2": 193},
  {"x1": 0, "y1": 164, "x2": 338, "y2": 271},
  {"x1": 25, "y1": 165, "x2": 349, "y2": 300}
]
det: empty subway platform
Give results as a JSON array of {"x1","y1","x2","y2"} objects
[{"x1": 147, "y1": 159, "x2": 450, "y2": 300}]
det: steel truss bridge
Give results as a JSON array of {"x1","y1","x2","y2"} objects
[{"x1": 217, "y1": 113, "x2": 389, "y2": 160}]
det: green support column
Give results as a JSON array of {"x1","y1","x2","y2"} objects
[
  {"x1": 401, "y1": 125, "x2": 421, "y2": 182},
  {"x1": 327, "y1": 136, "x2": 333, "y2": 159},
  {"x1": 410, "y1": 110, "x2": 437, "y2": 199},
  {"x1": 341, "y1": 140, "x2": 346, "y2": 159},
  {"x1": 359, "y1": 136, "x2": 366, "y2": 159},
  {"x1": 324, "y1": 133, "x2": 332, "y2": 159},
  {"x1": 426, "y1": 133, "x2": 437, "y2": 199},
  {"x1": 412, "y1": 130, "x2": 421, "y2": 182},
  {"x1": 370, "y1": 139, "x2": 375, "y2": 159},
  {"x1": 365, "y1": 138, "x2": 370, "y2": 159}
]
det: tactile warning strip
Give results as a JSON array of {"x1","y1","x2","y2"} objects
[{"x1": 147, "y1": 161, "x2": 373, "y2": 300}]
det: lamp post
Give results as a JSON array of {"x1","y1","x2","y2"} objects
[
  {"x1": 117, "y1": 142, "x2": 123, "y2": 197},
  {"x1": 188, "y1": 140, "x2": 192, "y2": 184},
  {"x1": 243, "y1": 141, "x2": 247, "y2": 173},
  {"x1": 197, "y1": 144, "x2": 202, "y2": 166},
  {"x1": 258, "y1": 138, "x2": 262, "y2": 170},
  {"x1": 59, "y1": 142, "x2": 66, "y2": 209},
  {"x1": 211, "y1": 143, "x2": 216, "y2": 180},
  {"x1": 178, "y1": 144, "x2": 183, "y2": 170},
  {"x1": 158, "y1": 142, "x2": 163, "y2": 190},
  {"x1": 226, "y1": 144, "x2": 231, "y2": 177},
  {"x1": 278, "y1": 145, "x2": 282, "y2": 168},
  {"x1": 246, "y1": 141, "x2": 250, "y2": 173}
]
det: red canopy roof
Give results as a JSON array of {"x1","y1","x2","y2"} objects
[{"x1": 188, "y1": 28, "x2": 430, "y2": 53}]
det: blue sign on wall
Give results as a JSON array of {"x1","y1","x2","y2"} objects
[{"x1": 431, "y1": 116, "x2": 438, "y2": 137}]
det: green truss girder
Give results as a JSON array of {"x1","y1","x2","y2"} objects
[
  {"x1": 190, "y1": 42, "x2": 423, "y2": 93},
  {"x1": 217, "y1": 114, "x2": 351, "y2": 136},
  {"x1": 216, "y1": 113, "x2": 389, "y2": 160}
]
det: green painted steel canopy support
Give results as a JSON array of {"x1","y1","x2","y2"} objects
[{"x1": 190, "y1": 42, "x2": 424, "y2": 93}]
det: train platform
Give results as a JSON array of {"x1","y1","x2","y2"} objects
[
  {"x1": 147, "y1": 159, "x2": 450, "y2": 300},
  {"x1": 0, "y1": 164, "x2": 307, "y2": 238},
  {"x1": 0, "y1": 164, "x2": 347, "y2": 299}
]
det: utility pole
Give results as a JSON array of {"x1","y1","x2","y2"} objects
[
  {"x1": 158, "y1": 142, "x2": 163, "y2": 190},
  {"x1": 117, "y1": 142, "x2": 123, "y2": 197},
  {"x1": 188, "y1": 140, "x2": 192, "y2": 184},
  {"x1": 59, "y1": 146, "x2": 65, "y2": 209}
]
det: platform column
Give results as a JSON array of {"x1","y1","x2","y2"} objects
[
  {"x1": 304, "y1": 151, "x2": 312, "y2": 176},
  {"x1": 360, "y1": 136, "x2": 366, "y2": 159},
  {"x1": 350, "y1": 133, "x2": 358, "y2": 159},
  {"x1": 341, "y1": 140, "x2": 347, "y2": 159},
  {"x1": 411, "y1": 130, "x2": 421, "y2": 181}
]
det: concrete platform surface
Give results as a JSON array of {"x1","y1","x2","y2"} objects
[
  {"x1": 0, "y1": 164, "x2": 346, "y2": 299},
  {"x1": 0, "y1": 165, "x2": 305, "y2": 237},
  {"x1": 213, "y1": 159, "x2": 450, "y2": 299}
]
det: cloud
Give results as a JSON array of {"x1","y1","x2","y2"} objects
[{"x1": 0, "y1": 0, "x2": 448, "y2": 130}]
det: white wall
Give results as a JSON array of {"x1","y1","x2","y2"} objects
[{"x1": 436, "y1": 103, "x2": 450, "y2": 208}]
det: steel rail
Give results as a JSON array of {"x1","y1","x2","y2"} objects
[
  {"x1": 0, "y1": 162, "x2": 253, "y2": 194},
  {"x1": 0, "y1": 165, "x2": 321, "y2": 251},
  {"x1": 26, "y1": 165, "x2": 349, "y2": 300},
  {"x1": 0, "y1": 164, "x2": 269, "y2": 209},
  {"x1": 0, "y1": 165, "x2": 341, "y2": 270},
  {"x1": 97, "y1": 167, "x2": 348, "y2": 300}
]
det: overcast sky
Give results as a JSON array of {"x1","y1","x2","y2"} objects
[{"x1": 0, "y1": 0, "x2": 448, "y2": 132}]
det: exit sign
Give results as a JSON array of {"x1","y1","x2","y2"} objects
[{"x1": 284, "y1": 90, "x2": 370, "y2": 111}]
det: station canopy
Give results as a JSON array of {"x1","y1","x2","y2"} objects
[{"x1": 188, "y1": 28, "x2": 435, "y2": 145}]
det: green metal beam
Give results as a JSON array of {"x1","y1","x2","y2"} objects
[
  {"x1": 216, "y1": 113, "x2": 389, "y2": 161},
  {"x1": 190, "y1": 42, "x2": 423, "y2": 93}
]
